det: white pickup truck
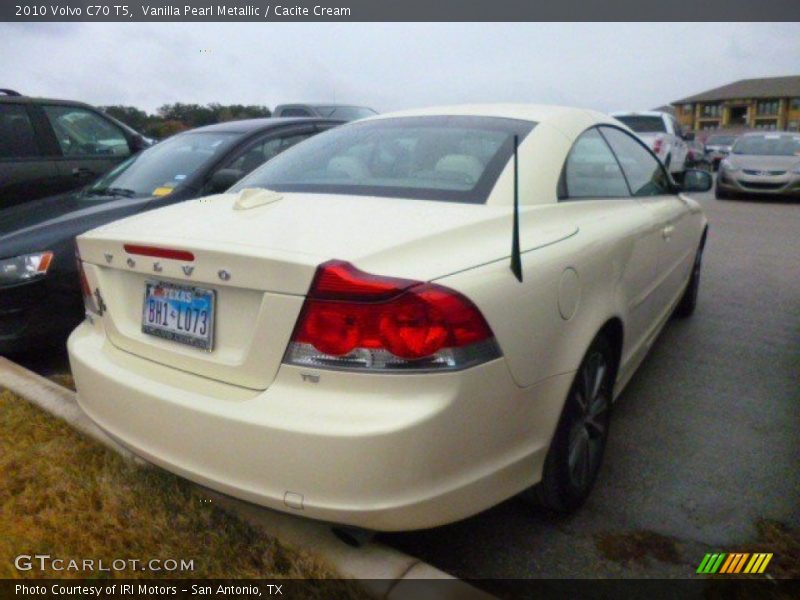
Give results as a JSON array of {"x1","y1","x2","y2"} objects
[{"x1": 611, "y1": 111, "x2": 690, "y2": 178}]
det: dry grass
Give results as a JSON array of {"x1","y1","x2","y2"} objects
[
  {"x1": 595, "y1": 529, "x2": 682, "y2": 566},
  {"x1": 0, "y1": 384, "x2": 367, "y2": 598},
  {"x1": 748, "y1": 519, "x2": 800, "y2": 580}
]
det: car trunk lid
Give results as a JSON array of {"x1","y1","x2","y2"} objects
[{"x1": 78, "y1": 191, "x2": 576, "y2": 389}]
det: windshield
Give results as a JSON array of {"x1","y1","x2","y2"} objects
[
  {"x1": 706, "y1": 135, "x2": 736, "y2": 146},
  {"x1": 733, "y1": 134, "x2": 800, "y2": 157},
  {"x1": 313, "y1": 106, "x2": 377, "y2": 120},
  {"x1": 85, "y1": 131, "x2": 239, "y2": 198},
  {"x1": 232, "y1": 116, "x2": 535, "y2": 204},
  {"x1": 615, "y1": 116, "x2": 666, "y2": 133}
]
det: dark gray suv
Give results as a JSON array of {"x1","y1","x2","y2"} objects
[
  {"x1": 0, "y1": 89, "x2": 149, "y2": 209},
  {"x1": 273, "y1": 103, "x2": 377, "y2": 121}
]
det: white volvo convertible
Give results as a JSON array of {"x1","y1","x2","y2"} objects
[{"x1": 68, "y1": 106, "x2": 711, "y2": 531}]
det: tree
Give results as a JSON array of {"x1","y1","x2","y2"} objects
[
  {"x1": 100, "y1": 105, "x2": 149, "y2": 131},
  {"x1": 99, "y1": 102, "x2": 272, "y2": 140}
]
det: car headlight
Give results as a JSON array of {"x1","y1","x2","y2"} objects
[
  {"x1": 0, "y1": 251, "x2": 54, "y2": 285},
  {"x1": 720, "y1": 159, "x2": 738, "y2": 172}
]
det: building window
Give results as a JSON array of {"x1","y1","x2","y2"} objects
[
  {"x1": 700, "y1": 122, "x2": 719, "y2": 131},
  {"x1": 754, "y1": 120, "x2": 778, "y2": 131},
  {"x1": 756, "y1": 99, "x2": 780, "y2": 115},
  {"x1": 787, "y1": 120, "x2": 799, "y2": 132},
  {"x1": 701, "y1": 103, "x2": 722, "y2": 118},
  {"x1": 791, "y1": 98, "x2": 800, "y2": 111},
  {"x1": 682, "y1": 104, "x2": 692, "y2": 113}
]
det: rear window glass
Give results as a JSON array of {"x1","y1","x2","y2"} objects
[
  {"x1": 733, "y1": 135, "x2": 800, "y2": 157},
  {"x1": 278, "y1": 108, "x2": 312, "y2": 117},
  {"x1": 614, "y1": 115, "x2": 666, "y2": 133},
  {"x1": 233, "y1": 116, "x2": 535, "y2": 204}
]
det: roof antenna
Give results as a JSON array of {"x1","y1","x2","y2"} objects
[{"x1": 510, "y1": 134, "x2": 523, "y2": 282}]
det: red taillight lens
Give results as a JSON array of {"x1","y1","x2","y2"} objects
[
  {"x1": 653, "y1": 138, "x2": 663, "y2": 154},
  {"x1": 308, "y1": 260, "x2": 415, "y2": 301},
  {"x1": 285, "y1": 261, "x2": 500, "y2": 371}
]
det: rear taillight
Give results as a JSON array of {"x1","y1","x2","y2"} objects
[
  {"x1": 653, "y1": 138, "x2": 663, "y2": 155},
  {"x1": 283, "y1": 261, "x2": 501, "y2": 372},
  {"x1": 75, "y1": 244, "x2": 99, "y2": 315}
]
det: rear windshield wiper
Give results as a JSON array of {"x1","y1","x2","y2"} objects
[{"x1": 85, "y1": 187, "x2": 137, "y2": 198}]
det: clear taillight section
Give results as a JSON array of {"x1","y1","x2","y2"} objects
[
  {"x1": 283, "y1": 261, "x2": 501, "y2": 372},
  {"x1": 75, "y1": 244, "x2": 99, "y2": 315}
]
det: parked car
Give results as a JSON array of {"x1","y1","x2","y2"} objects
[
  {"x1": 0, "y1": 117, "x2": 340, "y2": 354},
  {"x1": 685, "y1": 140, "x2": 711, "y2": 170},
  {"x1": 0, "y1": 89, "x2": 150, "y2": 209},
  {"x1": 68, "y1": 105, "x2": 711, "y2": 531},
  {"x1": 716, "y1": 131, "x2": 800, "y2": 199},
  {"x1": 704, "y1": 133, "x2": 738, "y2": 171},
  {"x1": 611, "y1": 110, "x2": 691, "y2": 178},
  {"x1": 273, "y1": 103, "x2": 377, "y2": 121}
]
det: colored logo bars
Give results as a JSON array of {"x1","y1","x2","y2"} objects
[{"x1": 697, "y1": 552, "x2": 773, "y2": 574}]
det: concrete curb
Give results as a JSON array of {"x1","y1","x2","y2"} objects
[{"x1": 0, "y1": 357, "x2": 493, "y2": 600}]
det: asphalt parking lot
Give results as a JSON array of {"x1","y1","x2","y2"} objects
[
  {"x1": 383, "y1": 188, "x2": 800, "y2": 580},
  {"x1": 11, "y1": 185, "x2": 800, "y2": 583}
]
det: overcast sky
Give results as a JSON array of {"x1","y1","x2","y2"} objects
[{"x1": 2, "y1": 22, "x2": 798, "y2": 114}]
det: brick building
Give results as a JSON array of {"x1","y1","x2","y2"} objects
[{"x1": 672, "y1": 75, "x2": 800, "y2": 133}]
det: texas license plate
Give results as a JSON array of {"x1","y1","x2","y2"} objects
[{"x1": 141, "y1": 280, "x2": 215, "y2": 351}]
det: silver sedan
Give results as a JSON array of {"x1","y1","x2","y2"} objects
[{"x1": 716, "y1": 132, "x2": 800, "y2": 199}]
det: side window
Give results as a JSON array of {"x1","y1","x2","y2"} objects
[
  {"x1": 562, "y1": 128, "x2": 630, "y2": 199},
  {"x1": 0, "y1": 104, "x2": 40, "y2": 158},
  {"x1": 42, "y1": 106, "x2": 130, "y2": 158},
  {"x1": 279, "y1": 108, "x2": 312, "y2": 117},
  {"x1": 600, "y1": 127, "x2": 671, "y2": 196},
  {"x1": 221, "y1": 131, "x2": 314, "y2": 177}
]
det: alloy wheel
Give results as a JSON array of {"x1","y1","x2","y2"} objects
[{"x1": 567, "y1": 351, "x2": 610, "y2": 491}]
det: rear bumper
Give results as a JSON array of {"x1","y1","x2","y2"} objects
[
  {"x1": 68, "y1": 319, "x2": 572, "y2": 531},
  {"x1": 717, "y1": 171, "x2": 800, "y2": 196}
]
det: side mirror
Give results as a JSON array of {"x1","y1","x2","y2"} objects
[
  {"x1": 682, "y1": 132, "x2": 695, "y2": 141},
  {"x1": 682, "y1": 169, "x2": 712, "y2": 193},
  {"x1": 208, "y1": 169, "x2": 243, "y2": 193}
]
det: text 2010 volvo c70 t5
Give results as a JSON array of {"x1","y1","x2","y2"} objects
[{"x1": 68, "y1": 106, "x2": 711, "y2": 531}]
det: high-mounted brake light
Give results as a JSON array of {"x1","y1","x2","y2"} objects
[
  {"x1": 124, "y1": 244, "x2": 195, "y2": 262},
  {"x1": 283, "y1": 261, "x2": 501, "y2": 372}
]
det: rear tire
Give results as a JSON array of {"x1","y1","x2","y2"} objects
[
  {"x1": 527, "y1": 335, "x2": 613, "y2": 513},
  {"x1": 674, "y1": 237, "x2": 705, "y2": 318}
]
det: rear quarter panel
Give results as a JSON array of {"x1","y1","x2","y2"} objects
[{"x1": 436, "y1": 200, "x2": 651, "y2": 390}]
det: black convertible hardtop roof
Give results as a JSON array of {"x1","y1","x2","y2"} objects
[{"x1": 191, "y1": 117, "x2": 343, "y2": 134}]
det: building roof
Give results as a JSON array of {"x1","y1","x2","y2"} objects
[
  {"x1": 652, "y1": 105, "x2": 676, "y2": 115},
  {"x1": 673, "y1": 76, "x2": 800, "y2": 105}
]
